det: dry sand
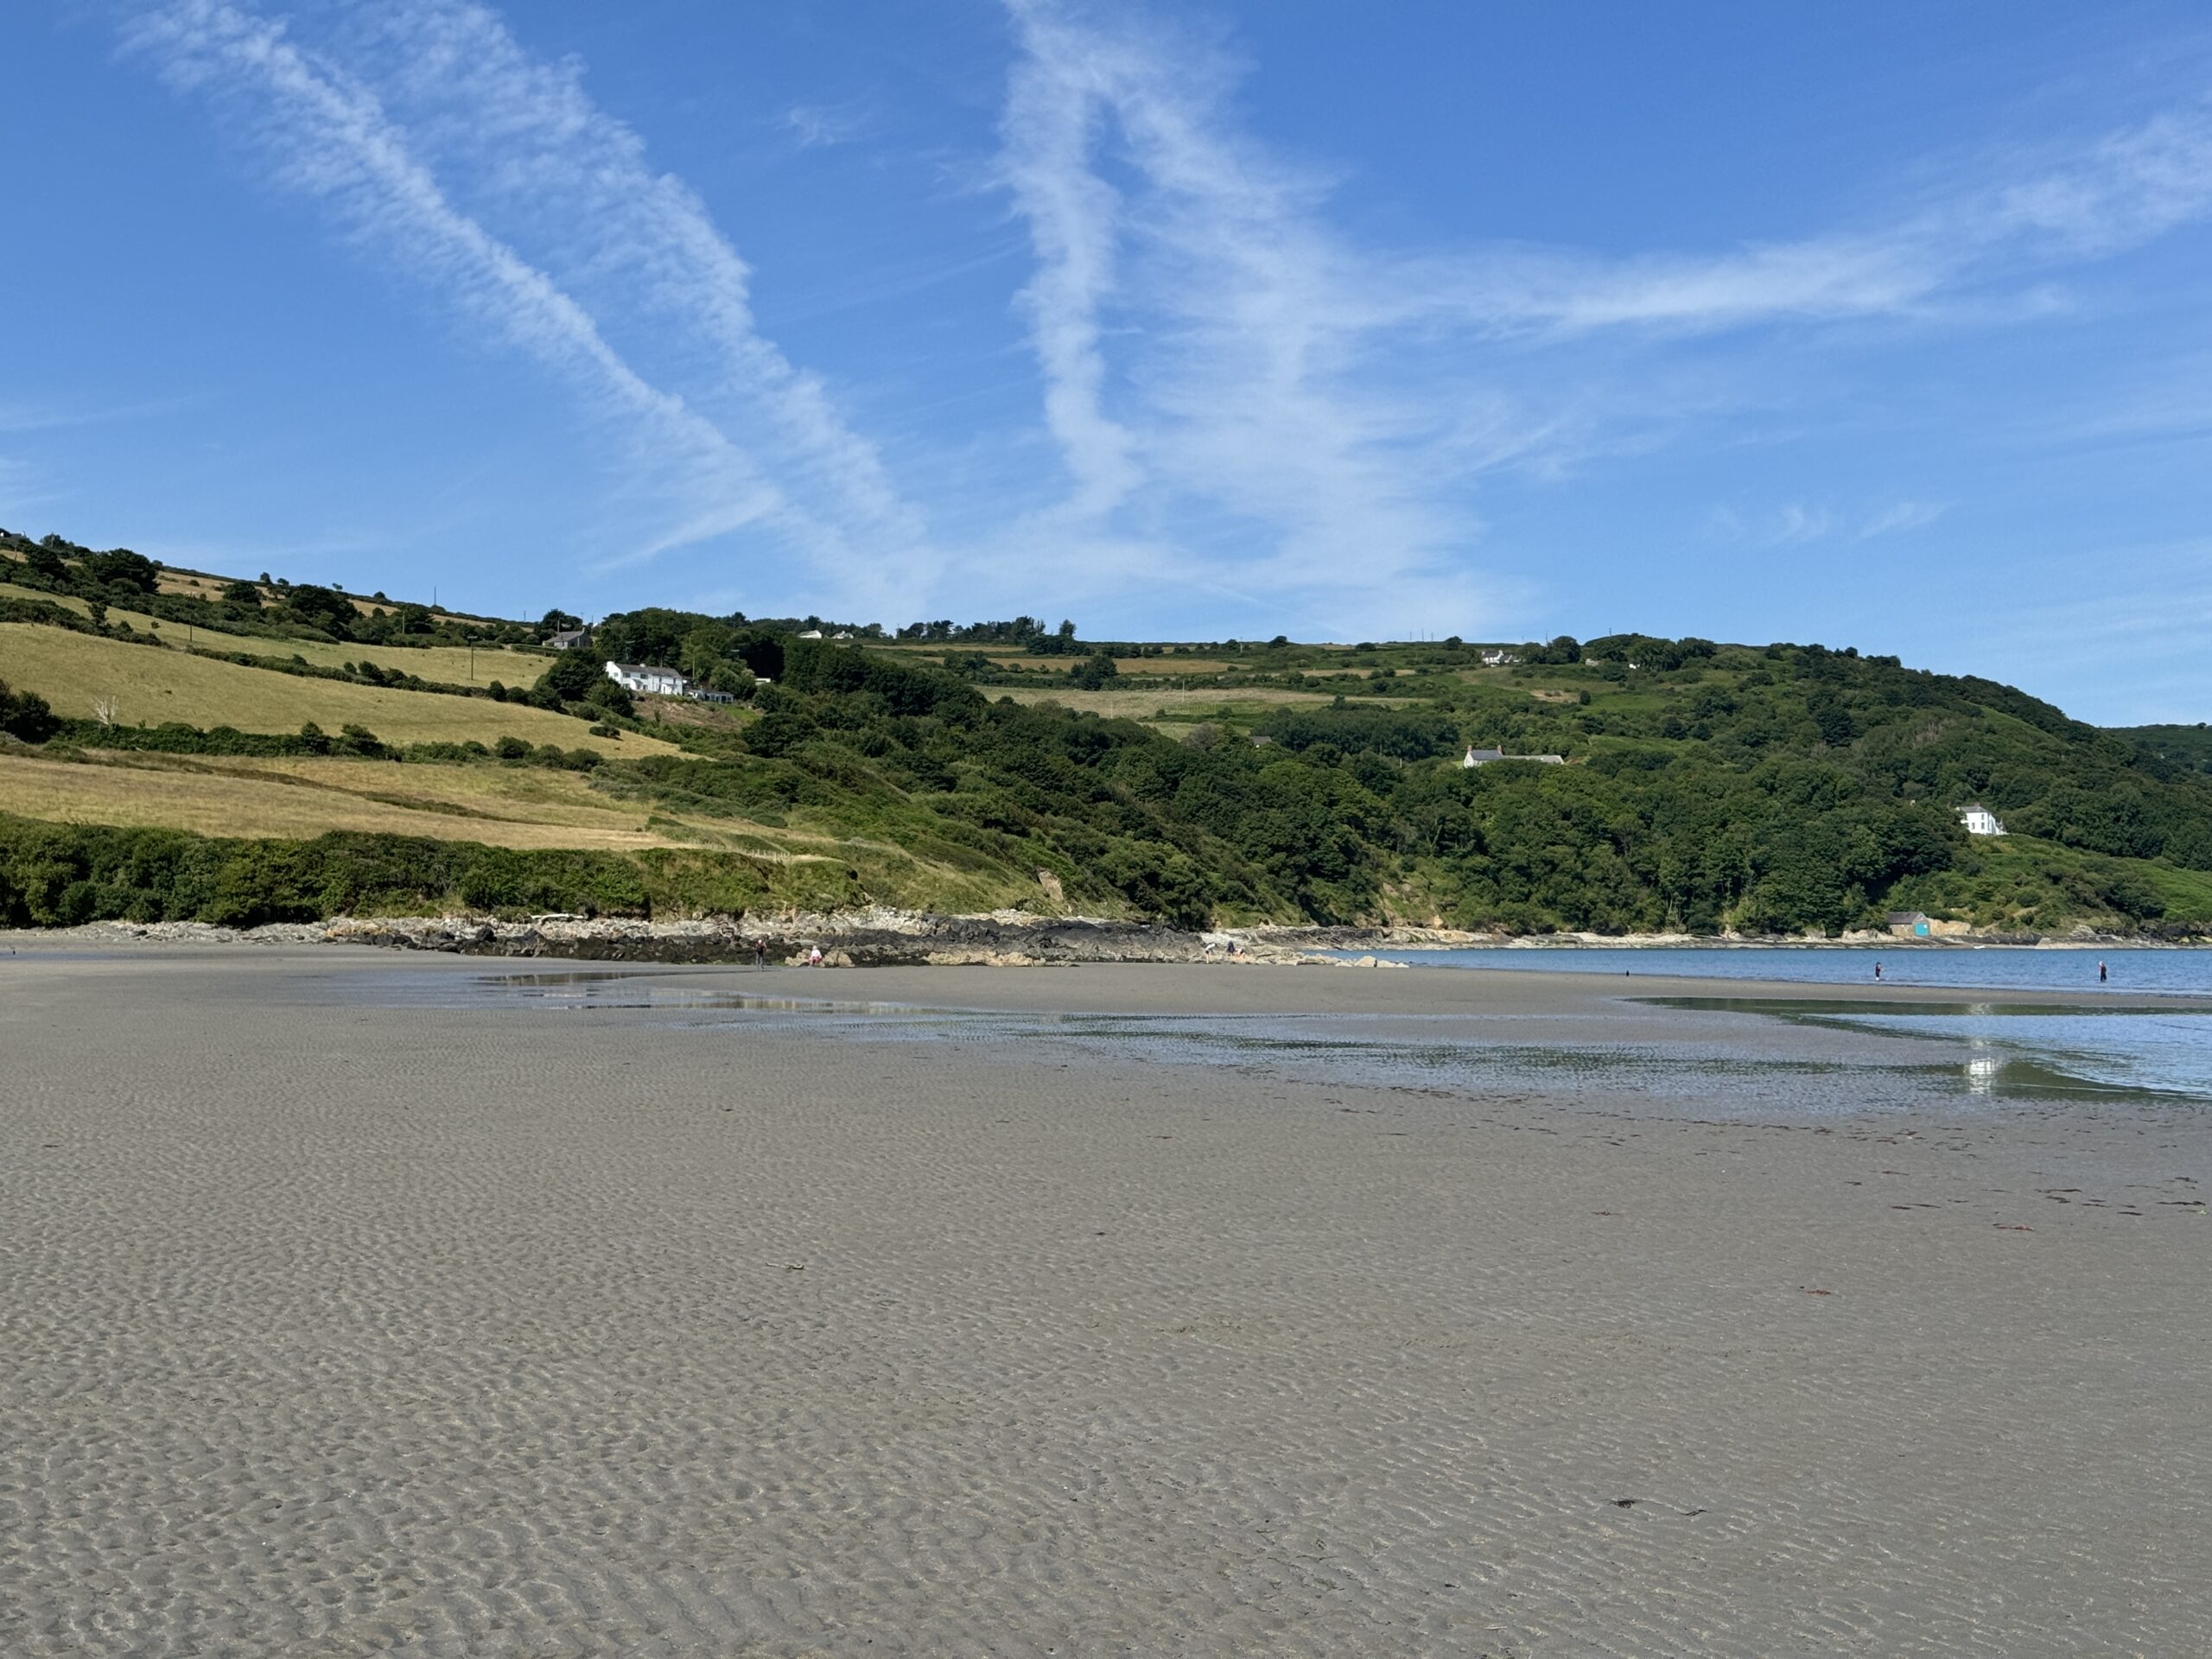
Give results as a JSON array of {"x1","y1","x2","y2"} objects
[{"x1": 2, "y1": 950, "x2": 2209, "y2": 1656}]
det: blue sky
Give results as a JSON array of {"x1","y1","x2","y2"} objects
[{"x1": 4, "y1": 1, "x2": 2209, "y2": 722}]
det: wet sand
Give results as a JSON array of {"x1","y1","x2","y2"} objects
[{"x1": 3, "y1": 949, "x2": 2209, "y2": 1655}]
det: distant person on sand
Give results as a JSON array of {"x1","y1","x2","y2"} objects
[
  {"x1": 753, "y1": 940, "x2": 767, "y2": 971},
  {"x1": 809, "y1": 945, "x2": 824, "y2": 968}
]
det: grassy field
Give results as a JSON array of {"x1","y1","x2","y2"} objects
[
  {"x1": 0, "y1": 750, "x2": 697, "y2": 851},
  {"x1": 0, "y1": 623, "x2": 683, "y2": 753},
  {"x1": 0, "y1": 747, "x2": 1061, "y2": 914},
  {"x1": 869, "y1": 642, "x2": 1248, "y2": 674},
  {"x1": 993, "y1": 683, "x2": 1400, "y2": 722},
  {"x1": 0, "y1": 581, "x2": 175, "y2": 634},
  {"x1": 1, "y1": 581, "x2": 553, "y2": 685},
  {"x1": 219, "y1": 633, "x2": 554, "y2": 684}
]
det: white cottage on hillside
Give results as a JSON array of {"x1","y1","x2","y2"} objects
[
  {"x1": 1957, "y1": 802, "x2": 2006, "y2": 837},
  {"x1": 1463, "y1": 745, "x2": 1566, "y2": 769},
  {"x1": 607, "y1": 661, "x2": 690, "y2": 698}
]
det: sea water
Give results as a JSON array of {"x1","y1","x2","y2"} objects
[
  {"x1": 320, "y1": 957, "x2": 2212, "y2": 1108},
  {"x1": 1333, "y1": 944, "x2": 2212, "y2": 997}
]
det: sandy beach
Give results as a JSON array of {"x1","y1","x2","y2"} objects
[{"x1": 3, "y1": 949, "x2": 2209, "y2": 1656}]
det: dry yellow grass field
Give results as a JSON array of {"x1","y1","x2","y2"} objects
[
  {"x1": 0, "y1": 624, "x2": 683, "y2": 753},
  {"x1": 217, "y1": 633, "x2": 553, "y2": 685},
  {"x1": 0, "y1": 752, "x2": 1020, "y2": 911},
  {"x1": 0, "y1": 750, "x2": 694, "y2": 849},
  {"x1": 0, "y1": 583, "x2": 550, "y2": 685},
  {"x1": 154, "y1": 571, "x2": 232, "y2": 602},
  {"x1": 0, "y1": 581, "x2": 174, "y2": 634}
]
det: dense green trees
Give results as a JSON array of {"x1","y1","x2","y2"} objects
[
  {"x1": 1068, "y1": 651, "x2": 1119, "y2": 690},
  {"x1": 3, "y1": 520, "x2": 2205, "y2": 935},
  {"x1": 678, "y1": 637, "x2": 2211, "y2": 934}
]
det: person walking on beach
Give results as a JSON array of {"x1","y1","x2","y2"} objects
[{"x1": 753, "y1": 939, "x2": 767, "y2": 971}]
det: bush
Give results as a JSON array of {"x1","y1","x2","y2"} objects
[
  {"x1": 0, "y1": 816, "x2": 658, "y2": 926},
  {"x1": 79, "y1": 549, "x2": 161, "y2": 594},
  {"x1": 0, "y1": 677, "x2": 59, "y2": 743},
  {"x1": 583, "y1": 677, "x2": 634, "y2": 718},
  {"x1": 535, "y1": 651, "x2": 608, "y2": 704}
]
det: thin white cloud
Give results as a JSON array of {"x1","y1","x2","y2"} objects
[
  {"x1": 1707, "y1": 499, "x2": 1947, "y2": 547},
  {"x1": 119, "y1": 0, "x2": 931, "y2": 620},
  {"x1": 1859, "y1": 500, "x2": 1948, "y2": 539},
  {"x1": 0, "y1": 455, "x2": 59, "y2": 521},
  {"x1": 1410, "y1": 104, "x2": 2212, "y2": 338},
  {"x1": 103, "y1": 0, "x2": 2212, "y2": 644},
  {"x1": 1956, "y1": 539, "x2": 2212, "y2": 722},
  {"x1": 0, "y1": 397, "x2": 206, "y2": 435},
  {"x1": 996, "y1": 3, "x2": 2212, "y2": 639},
  {"x1": 784, "y1": 102, "x2": 868, "y2": 150},
  {"x1": 996, "y1": 0, "x2": 1522, "y2": 634},
  {"x1": 334, "y1": 3, "x2": 926, "y2": 563}
]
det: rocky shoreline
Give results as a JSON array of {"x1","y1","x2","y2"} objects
[
  {"x1": 7, "y1": 907, "x2": 2187, "y2": 964},
  {"x1": 10, "y1": 910, "x2": 1334, "y2": 967}
]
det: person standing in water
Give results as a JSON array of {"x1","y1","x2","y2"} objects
[
  {"x1": 1874, "y1": 962, "x2": 1883, "y2": 982},
  {"x1": 2099, "y1": 959, "x2": 2108, "y2": 983}
]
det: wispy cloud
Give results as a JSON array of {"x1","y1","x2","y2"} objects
[
  {"x1": 995, "y1": 0, "x2": 1529, "y2": 634},
  {"x1": 1859, "y1": 499, "x2": 1949, "y2": 539},
  {"x1": 0, "y1": 396, "x2": 207, "y2": 435},
  {"x1": 0, "y1": 454, "x2": 59, "y2": 522},
  {"x1": 1408, "y1": 104, "x2": 2212, "y2": 338},
  {"x1": 1709, "y1": 499, "x2": 1948, "y2": 547},
  {"x1": 120, "y1": 0, "x2": 931, "y2": 617},
  {"x1": 992, "y1": 3, "x2": 2212, "y2": 636},
  {"x1": 105, "y1": 0, "x2": 2212, "y2": 641},
  {"x1": 784, "y1": 101, "x2": 868, "y2": 150},
  {"x1": 1959, "y1": 538, "x2": 2212, "y2": 721}
]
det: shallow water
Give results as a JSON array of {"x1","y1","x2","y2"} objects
[
  {"x1": 1646, "y1": 995, "x2": 2212, "y2": 1102},
  {"x1": 1339, "y1": 943, "x2": 2212, "y2": 995},
  {"x1": 326, "y1": 968, "x2": 2212, "y2": 1109}
]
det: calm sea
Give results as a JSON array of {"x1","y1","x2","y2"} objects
[
  {"x1": 1336, "y1": 944, "x2": 2212, "y2": 996},
  {"x1": 330, "y1": 950, "x2": 2212, "y2": 1106}
]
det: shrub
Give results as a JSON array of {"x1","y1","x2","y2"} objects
[
  {"x1": 583, "y1": 677, "x2": 634, "y2": 718},
  {"x1": 0, "y1": 677, "x2": 59, "y2": 743},
  {"x1": 535, "y1": 651, "x2": 608, "y2": 704}
]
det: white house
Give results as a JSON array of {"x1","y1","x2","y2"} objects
[
  {"x1": 1479, "y1": 649, "x2": 1518, "y2": 667},
  {"x1": 1958, "y1": 802, "x2": 2006, "y2": 837},
  {"x1": 606, "y1": 660, "x2": 690, "y2": 698},
  {"x1": 1463, "y1": 745, "x2": 1566, "y2": 769},
  {"x1": 795, "y1": 628, "x2": 824, "y2": 639}
]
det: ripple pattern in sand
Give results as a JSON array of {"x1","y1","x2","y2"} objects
[{"x1": 3, "y1": 957, "x2": 2209, "y2": 1654}]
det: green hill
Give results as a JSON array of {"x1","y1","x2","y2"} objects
[
  {"x1": 2113, "y1": 723, "x2": 2212, "y2": 775},
  {"x1": 2, "y1": 529, "x2": 2207, "y2": 937}
]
